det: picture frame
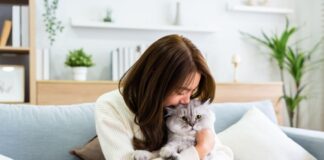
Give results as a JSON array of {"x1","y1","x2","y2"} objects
[{"x1": 0, "y1": 65, "x2": 25, "y2": 103}]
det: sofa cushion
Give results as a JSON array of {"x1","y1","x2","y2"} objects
[
  {"x1": 70, "y1": 136, "x2": 105, "y2": 160},
  {"x1": 0, "y1": 103, "x2": 96, "y2": 160},
  {"x1": 218, "y1": 108, "x2": 316, "y2": 160},
  {"x1": 209, "y1": 100, "x2": 276, "y2": 133}
]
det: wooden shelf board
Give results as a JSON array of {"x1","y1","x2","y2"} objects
[
  {"x1": 37, "y1": 80, "x2": 282, "y2": 86},
  {"x1": 0, "y1": 47, "x2": 30, "y2": 54},
  {"x1": 0, "y1": 102, "x2": 29, "y2": 104},
  {"x1": 37, "y1": 80, "x2": 118, "y2": 84},
  {"x1": 0, "y1": 0, "x2": 29, "y2": 5}
]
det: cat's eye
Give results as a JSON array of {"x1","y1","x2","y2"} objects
[
  {"x1": 196, "y1": 115, "x2": 202, "y2": 120},
  {"x1": 181, "y1": 116, "x2": 188, "y2": 121}
]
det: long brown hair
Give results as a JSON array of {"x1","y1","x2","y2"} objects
[{"x1": 119, "y1": 34, "x2": 215, "y2": 151}]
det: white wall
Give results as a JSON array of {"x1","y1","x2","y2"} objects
[
  {"x1": 35, "y1": 0, "x2": 324, "y2": 130},
  {"x1": 35, "y1": 0, "x2": 292, "y2": 82},
  {"x1": 294, "y1": 0, "x2": 324, "y2": 131}
]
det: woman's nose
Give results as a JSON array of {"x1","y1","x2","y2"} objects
[{"x1": 180, "y1": 95, "x2": 190, "y2": 105}]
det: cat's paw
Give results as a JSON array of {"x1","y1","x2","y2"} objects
[
  {"x1": 131, "y1": 150, "x2": 153, "y2": 160},
  {"x1": 159, "y1": 147, "x2": 180, "y2": 160}
]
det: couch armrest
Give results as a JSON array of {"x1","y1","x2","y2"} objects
[{"x1": 281, "y1": 126, "x2": 324, "y2": 159}]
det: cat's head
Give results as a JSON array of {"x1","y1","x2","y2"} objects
[{"x1": 165, "y1": 99, "x2": 215, "y2": 136}]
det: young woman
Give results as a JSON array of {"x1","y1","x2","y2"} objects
[{"x1": 95, "y1": 34, "x2": 233, "y2": 160}]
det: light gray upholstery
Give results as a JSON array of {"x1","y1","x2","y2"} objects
[
  {"x1": 0, "y1": 103, "x2": 96, "y2": 160},
  {"x1": 0, "y1": 101, "x2": 323, "y2": 160}
]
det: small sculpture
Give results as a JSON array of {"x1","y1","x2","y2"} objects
[
  {"x1": 231, "y1": 54, "x2": 241, "y2": 83},
  {"x1": 103, "y1": 8, "x2": 113, "y2": 22}
]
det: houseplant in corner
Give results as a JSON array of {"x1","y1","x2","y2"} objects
[
  {"x1": 65, "y1": 48, "x2": 94, "y2": 81},
  {"x1": 241, "y1": 19, "x2": 323, "y2": 127}
]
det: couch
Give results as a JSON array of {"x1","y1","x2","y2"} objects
[{"x1": 0, "y1": 101, "x2": 323, "y2": 160}]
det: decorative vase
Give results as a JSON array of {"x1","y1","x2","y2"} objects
[
  {"x1": 174, "y1": 1, "x2": 182, "y2": 25},
  {"x1": 103, "y1": 8, "x2": 113, "y2": 22},
  {"x1": 231, "y1": 54, "x2": 241, "y2": 83},
  {"x1": 39, "y1": 48, "x2": 50, "y2": 80},
  {"x1": 72, "y1": 67, "x2": 88, "y2": 81}
]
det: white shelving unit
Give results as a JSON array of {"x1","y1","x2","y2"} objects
[
  {"x1": 70, "y1": 19, "x2": 217, "y2": 33},
  {"x1": 227, "y1": 4, "x2": 294, "y2": 14}
]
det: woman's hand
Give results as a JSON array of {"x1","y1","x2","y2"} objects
[{"x1": 195, "y1": 128, "x2": 215, "y2": 159}]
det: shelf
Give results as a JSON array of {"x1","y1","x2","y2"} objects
[
  {"x1": 0, "y1": 0, "x2": 29, "y2": 5},
  {"x1": 36, "y1": 80, "x2": 119, "y2": 105},
  {"x1": 37, "y1": 80, "x2": 118, "y2": 84},
  {"x1": 70, "y1": 19, "x2": 217, "y2": 33},
  {"x1": 1, "y1": 102, "x2": 30, "y2": 104},
  {"x1": 227, "y1": 4, "x2": 294, "y2": 14},
  {"x1": 0, "y1": 47, "x2": 30, "y2": 54}
]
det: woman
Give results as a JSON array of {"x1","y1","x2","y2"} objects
[{"x1": 95, "y1": 34, "x2": 233, "y2": 160}]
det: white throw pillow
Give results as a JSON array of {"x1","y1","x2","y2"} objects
[
  {"x1": 0, "y1": 154, "x2": 13, "y2": 160},
  {"x1": 218, "y1": 108, "x2": 316, "y2": 160}
]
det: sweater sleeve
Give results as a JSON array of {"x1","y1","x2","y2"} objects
[
  {"x1": 178, "y1": 146, "x2": 200, "y2": 159},
  {"x1": 151, "y1": 146, "x2": 199, "y2": 160},
  {"x1": 175, "y1": 134, "x2": 233, "y2": 160},
  {"x1": 95, "y1": 98, "x2": 134, "y2": 160}
]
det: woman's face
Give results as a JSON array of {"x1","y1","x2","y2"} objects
[{"x1": 163, "y1": 72, "x2": 201, "y2": 108}]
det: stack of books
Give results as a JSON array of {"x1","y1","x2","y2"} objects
[
  {"x1": 111, "y1": 44, "x2": 148, "y2": 81},
  {"x1": 0, "y1": 5, "x2": 29, "y2": 47}
]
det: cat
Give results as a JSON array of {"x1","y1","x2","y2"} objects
[
  {"x1": 159, "y1": 99, "x2": 215, "y2": 160},
  {"x1": 131, "y1": 99, "x2": 215, "y2": 160}
]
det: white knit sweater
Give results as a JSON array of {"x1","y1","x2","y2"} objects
[{"x1": 95, "y1": 90, "x2": 233, "y2": 160}]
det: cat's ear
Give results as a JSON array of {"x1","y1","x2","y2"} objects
[
  {"x1": 164, "y1": 107, "x2": 176, "y2": 117},
  {"x1": 202, "y1": 99, "x2": 211, "y2": 106},
  {"x1": 191, "y1": 99, "x2": 202, "y2": 106}
]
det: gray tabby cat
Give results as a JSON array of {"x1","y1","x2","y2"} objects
[
  {"x1": 131, "y1": 99, "x2": 215, "y2": 160},
  {"x1": 159, "y1": 99, "x2": 215, "y2": 160}
]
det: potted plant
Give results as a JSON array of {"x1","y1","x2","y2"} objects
[
  {"x1": 43, "y1": 0, "x2": 64, "y2": 46},
  {"x1": 241, "y1": 19, "x2": 323, "y2": 127},
  {"x1": 65, "y1": 48, "x2": 94, "y2": 81}
]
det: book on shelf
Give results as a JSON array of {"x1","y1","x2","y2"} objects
[
  {"x1": 111, "y1": 50, "x2": 118, "y2": 81},
  {"x1": 11, "y1": 5, "x2": 29, "y2": 48},
  {"x1": 12, "y1": 5, "x2": 21, "y2": 47},
  {"x1": 111, "y1": 45, "x2": 146, "y2": 81},
  {"x1": 0, "y1": 20, "x2": 12, "y2": 47},
  {"x1": 20, "y1": 5, "x2": 29, "y2": 47},
  {"x1": 117, "y1": 47, "x2": 124, "y2": 80}
]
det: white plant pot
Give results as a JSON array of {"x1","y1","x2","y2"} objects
[{"x1": 72, "y1": 67, "x2": 88, "y2": 81}]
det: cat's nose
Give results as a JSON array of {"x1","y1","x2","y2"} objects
[{"x1": 189, "y1": 122, "x2": 195, "y2": 127}]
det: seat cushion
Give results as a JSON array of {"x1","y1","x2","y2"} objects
[{"x1": 0, "y1": 103, "x2": 96, "y2": 160}]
